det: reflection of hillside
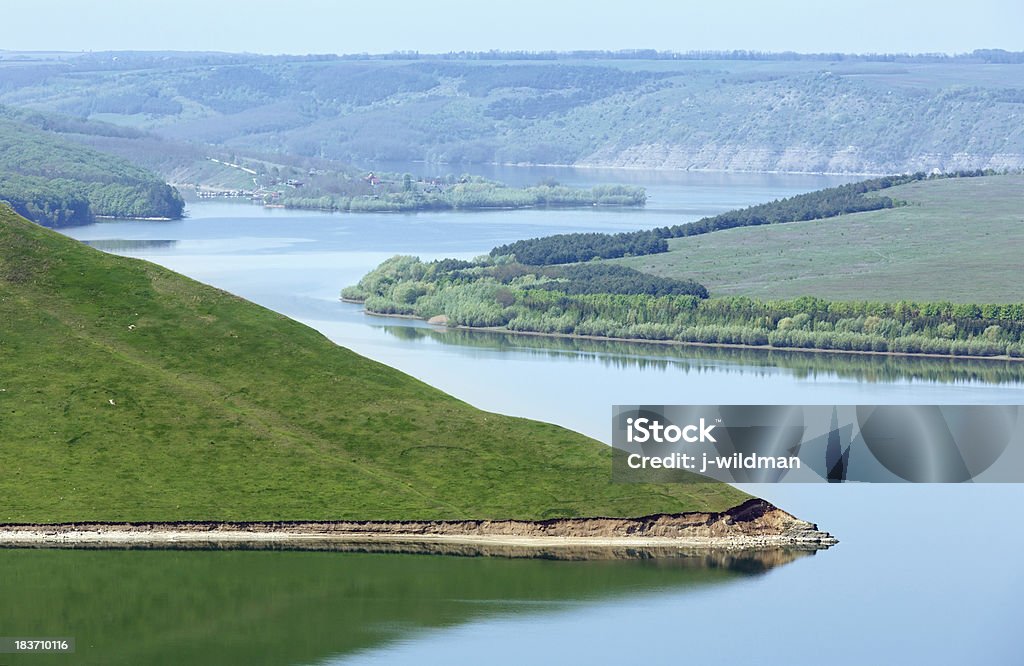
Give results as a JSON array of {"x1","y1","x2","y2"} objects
[
  {"x1": 0, "y1": 547, "x2": 807, "y2": 665},
  {"x1": 381, "y1": 325, "x2": 1024, "y2": 385}
]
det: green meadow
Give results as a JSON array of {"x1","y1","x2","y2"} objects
[
  {"x1": 0, "y1": 206, "x2": 745, "y2": 523},
  {"x1": 619, "y1": 175, "x2": 1024, "y2": 303}
]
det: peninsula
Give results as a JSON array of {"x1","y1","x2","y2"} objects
[{"x1": 0, "y1": 206, "x2": 833, "y2": 553}]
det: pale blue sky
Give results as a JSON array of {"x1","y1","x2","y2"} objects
[{"x1": 2, "y1": 0, "x2": 1021, "y2": 55}]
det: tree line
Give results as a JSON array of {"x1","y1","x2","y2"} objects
[
  {"x1": 491, "y1": 230, "x2": 666, "y2": 264},
  {"x1": 282, "y1": 181, "x2": 645, "y2": 213}
]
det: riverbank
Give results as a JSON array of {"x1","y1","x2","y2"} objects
[
  {"x1": 95, "y1": 215, "x2": 178, "y2": 221},
  {"x1": 0, "y1": 500, "x2": 836, "y2": 559}
]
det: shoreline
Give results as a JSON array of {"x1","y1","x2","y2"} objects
[
  {"x1": 179, "y1": 199, "x2": 645, "y2": 215},
  {"x1": 95, "y1": 215, "x2": 178, "y2": 221},
  {"x1": 0, "y1": 500, "x2": 837, "y2": 559},
  {"x1": 353, "y1": 304, "x2": 1024, "y2": 364}
]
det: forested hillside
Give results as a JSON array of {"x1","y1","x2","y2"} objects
[
  {"x1": 0, "y1": 113, "x2": 183, "y2": 225},
  {"x1": 2, "y1": 51, "x2": 1022, "y2": 173}
]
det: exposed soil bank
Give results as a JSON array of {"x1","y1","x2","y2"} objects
[{"x1": 0, "y1": 499, "x2": 836, "y2": 559}]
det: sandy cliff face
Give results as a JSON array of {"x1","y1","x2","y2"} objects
[{"x1": 577, "y1": 143, "x2": 1024, "y2": 174}]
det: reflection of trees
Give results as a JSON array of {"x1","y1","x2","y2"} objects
[
  {"x1": 83, "y1": 239, "x2": 178, "y2": 251},
  {"x1": 379, "y1": 324, "x2": 1024, "y2": 385}
]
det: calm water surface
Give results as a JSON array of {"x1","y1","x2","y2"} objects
[{"x1": 36, "y1": 168, "x2": 1023, "y2": 665}]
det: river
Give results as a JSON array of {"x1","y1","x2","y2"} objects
[{"x1": 18, "y1": 168, "x2": 1021, "y2": 665}]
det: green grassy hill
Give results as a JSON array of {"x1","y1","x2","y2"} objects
[
  {"x1": 0, "y1": 207, "x2": 745, "y2": 523},
  {"x1": 619, "y1": 175, "x2": 1024, "y2": 303}
]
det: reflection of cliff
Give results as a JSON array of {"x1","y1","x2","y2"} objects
[{"x1": 381, "y1": 324, "x2": 1024, "y2": 385}]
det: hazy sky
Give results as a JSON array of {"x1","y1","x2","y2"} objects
[{"x1": 2, "y1": 0, "x2": 1021, "y2": 56}]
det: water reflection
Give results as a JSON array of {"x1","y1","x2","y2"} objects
[
  {"x1": 0, "y1": 547, "x2": 808, "y2": 666},
  {"x1": 7, "y1": 537, "x2": 820, "y2": 562},
  {"x1": 81, "y1": 239, "x2": 179, "y2": 251},
  {"x1": 380, "y1": 324, "x2": 1024, "y2": 386}
]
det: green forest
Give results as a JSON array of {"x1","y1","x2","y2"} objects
[{"x1": 0, "y1": 116, "x2": 183, "y2": 225}]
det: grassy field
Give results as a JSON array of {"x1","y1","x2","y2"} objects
[
  {"x1": 0, "y1": 206, "x2": 746, "y2": 523},
  {"x1": 619, "y1": 175, "x2": 1024, "y2": 303}
]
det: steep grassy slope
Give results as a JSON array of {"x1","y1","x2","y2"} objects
[
  {"x1": 0, "y1": 207, "x2": 745, "y2": 523},
  {"x1": 619, "y1": 175, "x2": 1024, "y2": 303}
]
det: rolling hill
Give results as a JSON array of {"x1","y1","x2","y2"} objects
[
  {"x1": 618, "y1": 174, "x2": 1024, "y2": 303},
  {"x1": 0, "y1": 205, "x2": 747, "y2": 523}
]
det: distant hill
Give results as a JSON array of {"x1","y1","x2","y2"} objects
[
  {"x1": 0, "y1": 106, "x2": 646, "y2": 215},
  {"x1": 1, "y1": 51, "x2": 1022, "y2": 173},
  {"x1": 0, "y1": 205, "x2": 746, "y2": 522},
  {"x1": 0, "y1": 109, "x2": 184, "y2": 225}
]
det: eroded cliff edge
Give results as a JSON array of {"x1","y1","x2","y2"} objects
[{"x1": 0, "y1": 499, "x2": 836, "y2": 558}]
